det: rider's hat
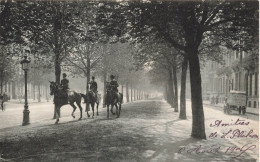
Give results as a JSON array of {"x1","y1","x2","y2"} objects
[
  {"x1": 63, "y1": 73, "x2": 67, "y2": 77},
  {"x1": 92, "y1": 76, "x2": 95, "y2": 79},
  {"x1": 110, "y1": 75, "x2": 115, "y2": 79}
]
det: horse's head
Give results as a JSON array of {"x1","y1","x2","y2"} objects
[{"x1": 49, "y1": 81, "x2": 59, "y2": 96}]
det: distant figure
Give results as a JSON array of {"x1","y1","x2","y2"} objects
[
  {"x1": 224, "y1": 96, "x2": 228, "y2": 104},
  {"x1": 211, "y1": 96, "x2": 215, "y2": 104},
  {"x1": 215, "y1": 96, "x2": 219, "y2": 104}
]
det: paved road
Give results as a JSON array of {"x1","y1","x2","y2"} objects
[{"x1": 0, "y1": 99, "x2": 258, "y2": 161}]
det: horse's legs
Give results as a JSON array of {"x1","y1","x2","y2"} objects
[
  {"x1": 96, "y1": 102, "x2": 99, "y2": 116},
  {"x1": 115, "y1": 103, "x2": 119, "y2": 118},
  {"x1": 111, "y1": 104, "x2": 115, "y2": 115},
  {"x1": 91, "y1": 103, "x2": 95, "y2": 118},
  {"x1": 86, "y1": 104, "x2": 90, "y2": 118},
  {"x1": 76, "y1": 101, "x2": 82, "y2": 120},
  {"x1": 70, "y1": 103, "x2": 77, "y2": 119},
  {"x1": 118, "y1": 103, "x2": 121, "y2": 117},
  {"x1": 55, "y1": 106, "x2": 60, "y2": 124}
]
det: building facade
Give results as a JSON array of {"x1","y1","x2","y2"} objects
[{"x1": 201, "y1": 47, "x2": 259, "y2": 110}]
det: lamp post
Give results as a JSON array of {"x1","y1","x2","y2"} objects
[{"x1": 20, "y1": 56, "x2": 31, "y2": 126}]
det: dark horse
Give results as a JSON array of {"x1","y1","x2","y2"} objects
[
  {"x1": 49, "y1": 81, "x2": 83, "y2": 124},
  {"x1": 105, "y1": 83, "x2": 123, "y2": 119},
  {"x1": 81, "y1": 91, "x2": 100, "y2": 118}
]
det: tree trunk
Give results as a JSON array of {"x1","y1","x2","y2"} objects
[
  {"x1": 103, "y1": 71, "x2": 107, "y2": 108},
  {"x1": 167, "y1": 69, "x2": 174, "y2": 107},
  {"x1": 53, "y1": 51, "x2": 61, "y2": 119},
  {"x1": 38, "y1": 83, "x2": 41, "y2": 102},
  {"x1": 179, "y1": 56, "x2": 188, "y2": 119},
  {"x1": 33, "y1": 83, "x2": 36, "y2": 100},
  {"x1": 4, "y1": 82, "x2": 7, "y2": 92},
  {"x1": 188, "y1": 49, "x2": 206, "y2": 139},
  {"x1": 46, "y1": 85, "x2": 49, "y2": 102},
  {"x1": 53, "y1": 15, "x2": 62, "y2": 119},
  {"x1": 0, "y1": 70, "x2": 3, "y2": 94},
  {"x1": 126, "y1": 82, "x2": 129, "y2": 102},
  {"x1": 130, "y1": 83, "x2": 133, "y2": 102},
  {"x1": 164, "y1": 83, "x2": 167, "y2": 100},
  {"x1": 172, "y1": 64, "x2": 178, "y2": 112},
  {"x1": 134, "y1": 89, "x2": 136, "y2": 101},
  {"x1": 86, "y1": 57, "x2": 91, "y2": 111},
  {"x1": 121, "y1": 85, "x2": 124, "y2": 103},
  {"x1": 12, "y1": 81, "x2": 16, "y2": 99}
]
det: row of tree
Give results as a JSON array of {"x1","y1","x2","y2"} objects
[
  {"x1": 0, "y1": 0, "x2": 152, "y2": 118},
  {"x1": 1, "y1": 0, "x2": 258, "y2": 139},
  {"x1": 97, "y1": 1, "x2": 258, "y2": 139}
]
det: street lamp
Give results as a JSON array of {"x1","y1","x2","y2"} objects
[{"x1": 20, "y1": 56, "x2": 31, "y2": 126}]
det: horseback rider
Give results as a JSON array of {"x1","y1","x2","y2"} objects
[
  {"x1": 61, "y1": 73, "x2": 69, "y2": 90},
  {"x1": 109, "y1": 75, "x2": 119, "y2": 99},
  {"x1": 61, "y1": 73, "x2": 69, "y2": 103},
  {"x1": 89, "y1": 76, "x2": 98, "y2": 92},
  {"x1": 88, "y1": 76, "x2": 98, "y2": 98}
]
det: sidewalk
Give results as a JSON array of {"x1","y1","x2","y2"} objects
[
  {"x1": 6, "y1": 98, "x2": 51, "y2": 104},
  {"x1": 203, "y1": 100, "x2": 259, "y2": 115}
]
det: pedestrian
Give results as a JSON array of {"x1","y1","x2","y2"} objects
[
  {"x1": 216, "y1": 96, "x2": 219, "y2": 104},
  {"x1": 211, "y1": 96, "x2": 215, "y2": 104}
]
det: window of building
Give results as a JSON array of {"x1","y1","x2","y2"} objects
[
  {"x1": 254, "y1": 101, "x2": 256, "y2": 108},
  {"x1": 248, "y1": 101, "x2": 251, "y2": 107}
]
